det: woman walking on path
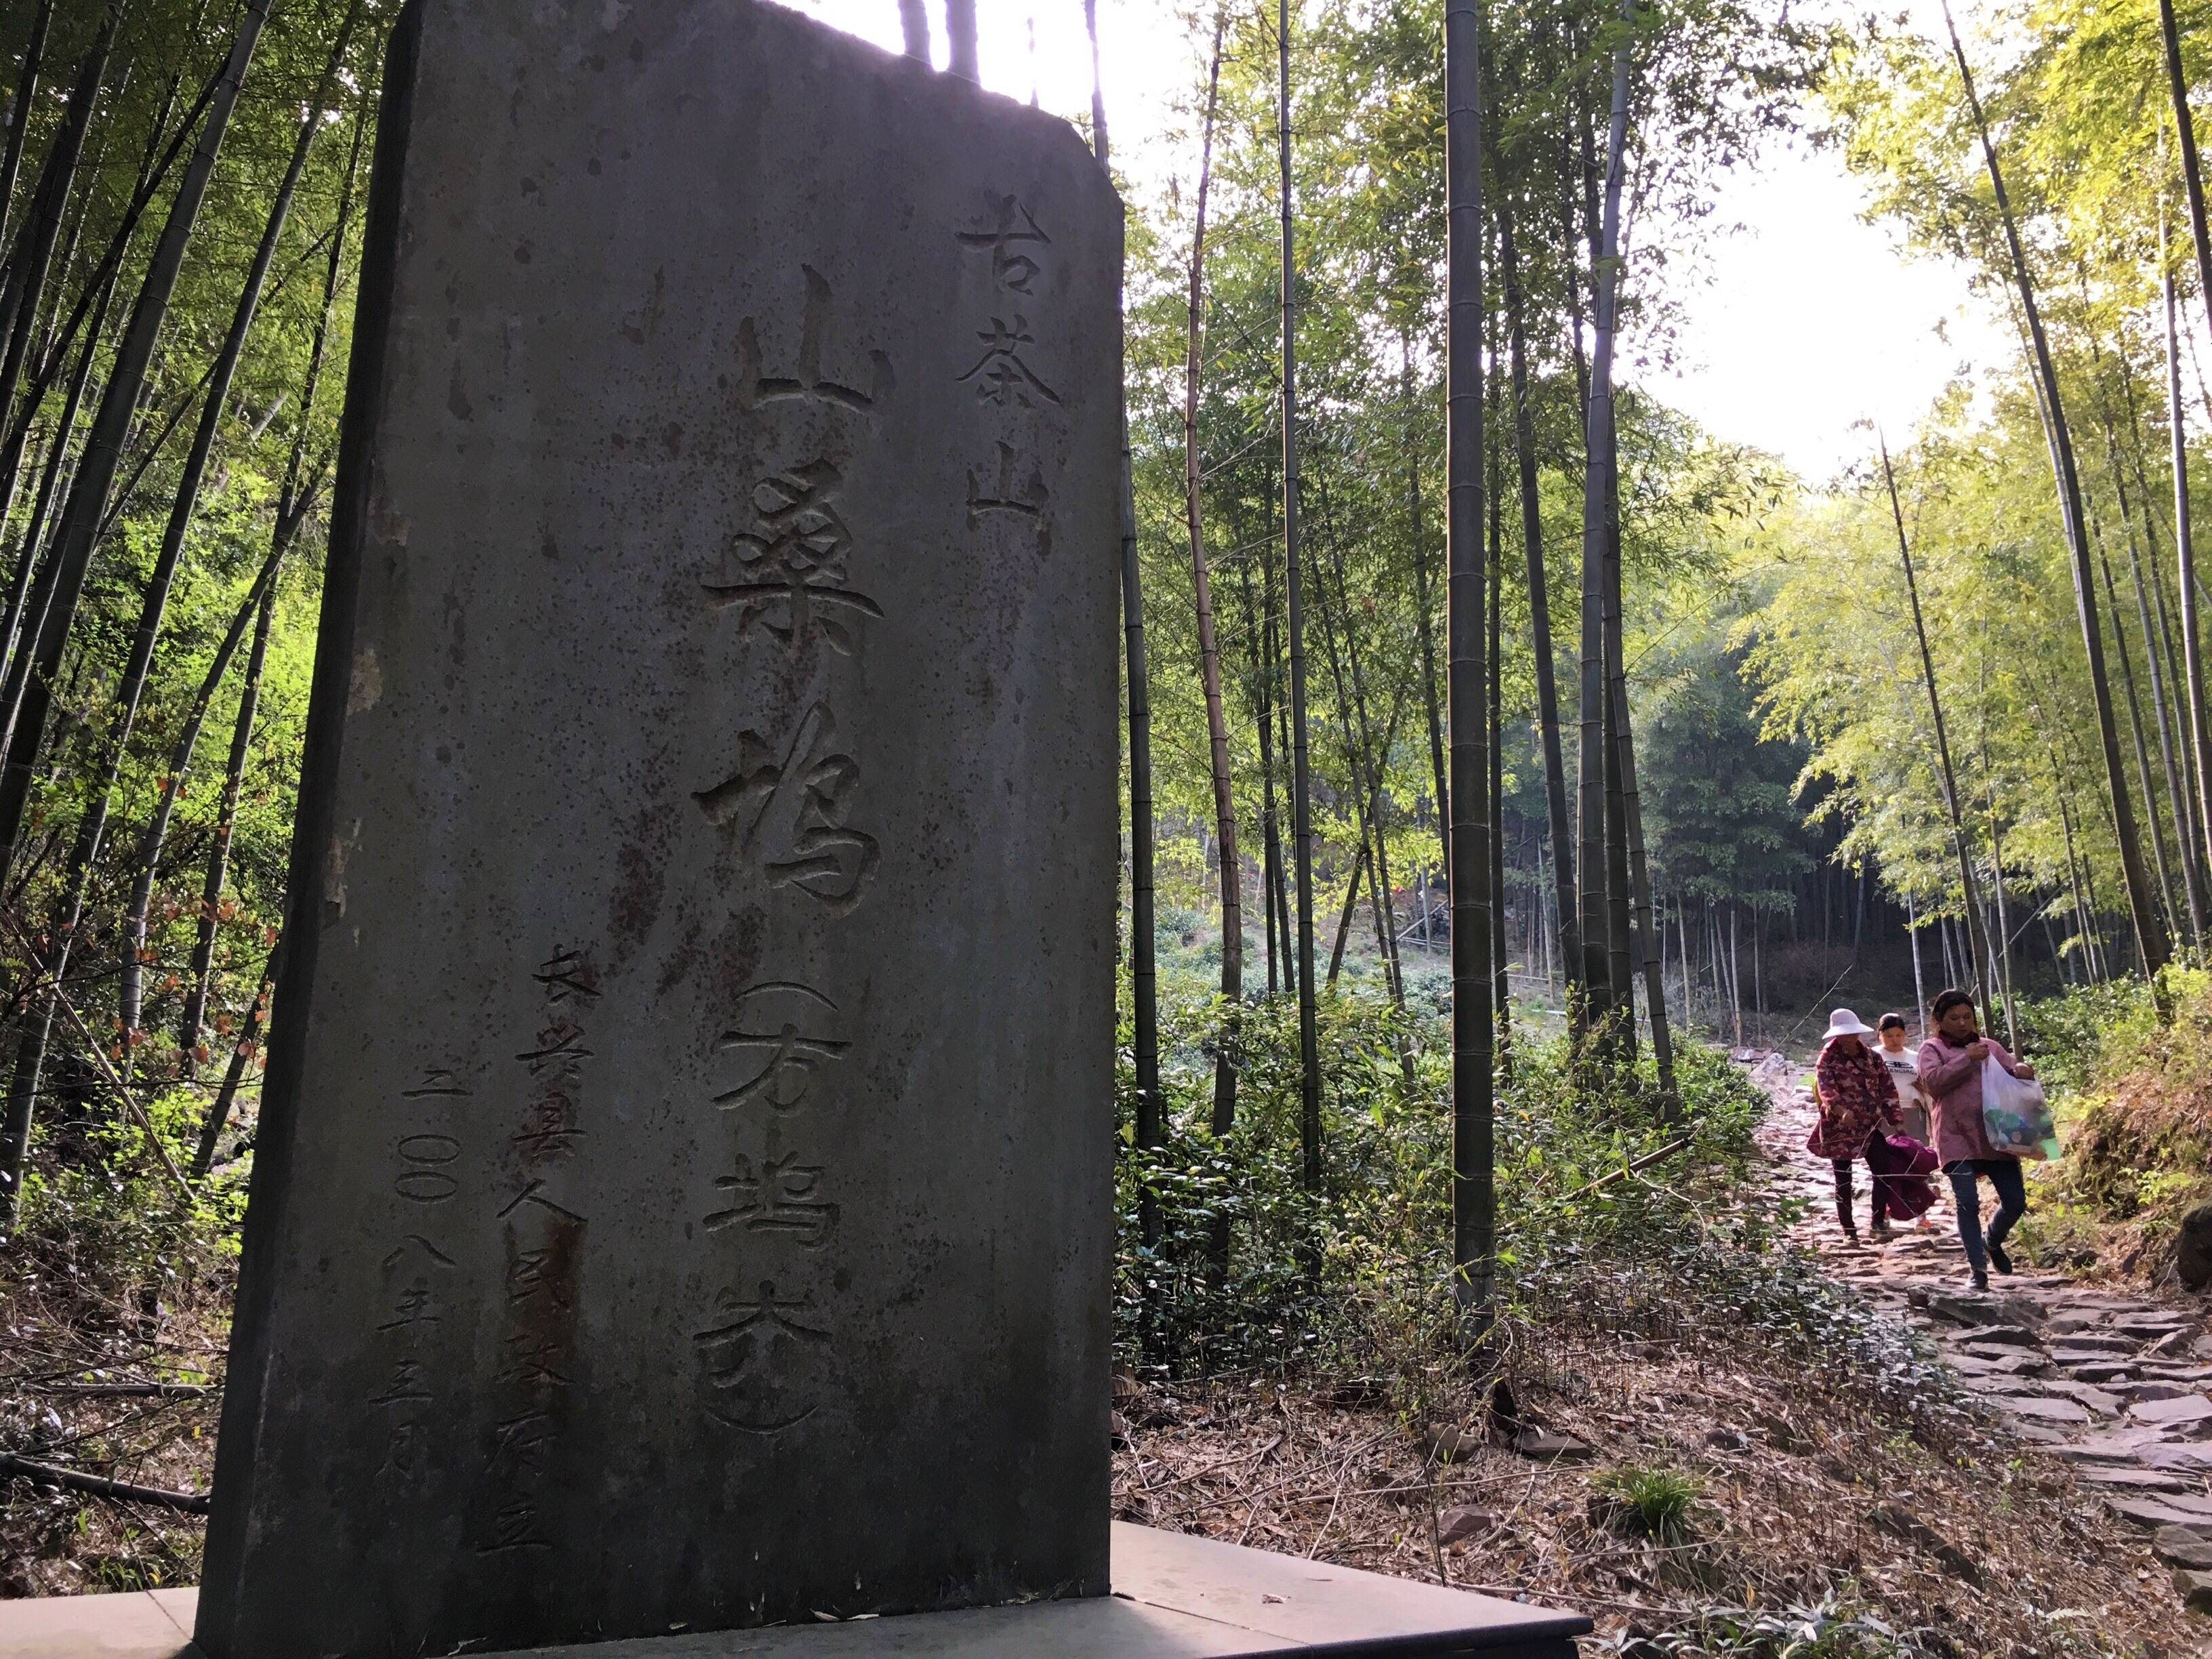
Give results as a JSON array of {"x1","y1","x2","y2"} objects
[
  {"x1": 1917, "y1": 987, "x2": 2039, "y2": 1292},
  {"x1": 1873, "y1": 1011, "x2": 1942, "y2": 1232},
  {"x1": 1810, "y1": 1009, "x2": 1903, "y2": 1245}
]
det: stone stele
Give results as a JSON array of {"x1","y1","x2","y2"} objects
[{"x1": 194, "y1": 1, "x2": 1121, "y2": 1654}]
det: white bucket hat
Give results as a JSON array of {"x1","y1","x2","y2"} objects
[{"x1": 1825, "y1": 1008, "x2": 1878, "y2": 1040}]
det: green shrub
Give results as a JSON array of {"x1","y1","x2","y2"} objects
[{"x1": 1591, "y1": 1463, "x2": 1703, "y2": 1543}]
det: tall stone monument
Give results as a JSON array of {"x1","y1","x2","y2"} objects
[{"x1": 195, "y1": 2, "x2": 1120, "y2": 1653}]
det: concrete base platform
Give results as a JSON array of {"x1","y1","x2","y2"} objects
[{"x1": 0, "y1": 1525, "x2": 1587, "y2": 1658}]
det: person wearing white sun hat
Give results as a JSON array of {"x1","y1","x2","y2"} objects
[{"x1": 1808, "y1": 1007, "x2": 1902, "y2": 1245}]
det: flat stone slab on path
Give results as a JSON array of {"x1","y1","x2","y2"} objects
[{"x1": 2131, "y1": 1395, "x2": 2212, "y2": 1428}]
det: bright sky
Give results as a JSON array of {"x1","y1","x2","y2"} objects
[{"x1": 773, "y1": 0, "x2": 2086, "y2": 484}]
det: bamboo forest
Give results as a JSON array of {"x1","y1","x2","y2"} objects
[{"x1": 17, "y1": 0, "x2": 2212, "y2": 1650}]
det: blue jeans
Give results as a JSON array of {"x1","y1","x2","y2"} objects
[{"x1": 1946, "y1": 1158, "x2": 2026, "y2": 1273}]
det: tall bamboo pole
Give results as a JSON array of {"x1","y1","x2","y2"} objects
[
  {"x1": 1279, "y1": 0, "x2": 1322, "y2": 1188},
  {"x1": 1445, "y1": 0, "x2": 1492, "y2": 1319},
  {"x1": 1180, "y1": 14, "x2": 1240, "y2": 1133},
  {"x1": 1882, "y1": 435, "x2": 1996, "y2": 1031},
  {"x1": 1946, "y1": 4, "x2": 2169, "y2": 989},
  {"x1": 1087, "y1": 19, "x2": 1160, "y2": 1252}
]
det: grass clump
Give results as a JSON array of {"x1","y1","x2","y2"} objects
[{"x1": 1590, "y1": 1462, "x2": 1704, "y2": 1544}]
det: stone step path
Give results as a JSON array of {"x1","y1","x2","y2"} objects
[{"x1": 1748, "y1": 1052, "x2": 2212, "y2": 1618}]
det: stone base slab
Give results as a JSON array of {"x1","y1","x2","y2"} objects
[{"x1": 0, "y1": 1525, "x2": 1585, "y2": 1658}]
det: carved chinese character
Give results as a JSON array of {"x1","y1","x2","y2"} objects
[
  {"x1": 489, "y1": 1411, "x2": 558, "y2": 1479},
  {"x1": 703, "y1": 461, "x2": 883, "y2": 655},
  {"x1": 966, "y1": 440, "x2": 1048, "y2": 527},
  {"x1": 532, "y1": 947, "x2": 600, "y2": 1004},
  {"x1": 956, "y1": 314, "x2": 1059, "y2": 408},
  {"x1": 712, "y1": 982, "x2": 848, "y2": 1112},
  {"x1": 735, "y1": 265, "x2": 894, "y2": 415},
  {"x1": 476, "y1": 1496, "x2": 553, "y2": 1555},
  {"x1": 956, "y1": 196, "x2": 1050, "y2": 294},
  {"x1": 693, "y1": 1278, "x2": 829, "y2": 1433},
  {"x1": 692, "y1": 701, "x2": 879, "y2": 911},
  {"x1": 401, "y1": 1067, "x2": 470, "y2": 1098},
  {"x1": 705, "y1": 1136, "x2": 838, "y2": 1247},
  {"x1": 499, "y1": 1179, "x2": 584, "y2": 1226},
  {"x1": 511, "y1": 1092, "x2": 583, "y2": 1160},
  {"x1": 371, "y1": 1356, "x2": 432, "y2": 1408},
  {"x1": 381, "y1": 1233, "x2": 457, "y2": 1273},
  {"x1": 506, "y1": 1246, "x2": 575, "y2": 1311},
  {"x1": 496, "y1": 1332, "x2": 574, "y2": 1395},
  {"x1": 377, "y1": 1279, "x2": 441, "y2": 1338},
  {"x1": 515, "y1": 1017, "x2": 593, "y2": 1082}
]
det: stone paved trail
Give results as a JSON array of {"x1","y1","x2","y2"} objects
[{"x1": 1749, "y1": 1052, "x2": 2212, "y2": 1622}]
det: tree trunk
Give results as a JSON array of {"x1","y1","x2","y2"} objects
[
  {"x1": 2095, "y1": 532, "x2": 2184, "y2": 943},
  {"x1": 1499, "y1": 186, "x2": 1578, "y2": 1010},
  {"x1": 1444, "y1": 0, "x2": 1491, "y2": 1318},
  {"x1": 180, "y1": 578, "x2": 276, "y2": 1057},
  {"x1": 121, "y1": 95, "x2": 365, "y2": 1041},
  {"x1": 1328, "y1": 850, "x2": 1366, "y2": 988},
  {"x1": 1279, "y1": 0, "x2": 1322, "y2": 1189},
  {"x1": 1488, "y1": 398, "x2": 1510, "y2": 1082},
  {"x1": 1086, "y1": 49, "x2": 1160, "y2": 1255},
  {"x1": 1881, "y1": 435, "x2": 1998, "y2": 1030},
  {"x1": 0, "y1": 0, "x2": 54, "y2": 266},
  {"x1": 1402, "y1": 338, "x2": 1448, "y2": 882},
  {"x1": 2163, "y1": 196, "x2": 2212, "y2": 897},
  {"x1": 1236, "y1": 557, "x2": 1280, "y2": 996},
  {"x1": 0, "y1": 0, "x2": 270, "y2": 888},
  {"x1": 1179, "y1": 15, "x2": 1240, "y2": 1133},
  {"x1": 945, "y1": 0, "x2": 978, "y2": 80},
  {"x1": 190, "y1": 933, "x2": 280, "y2": 1178},
  {"x1": 0, "y1": 14, "x2": 113, "y2": 551},
  {"x1": 901, "y1": 0, "x2": 931, "y2": 61},
  {"x1": 1948, "y1": 5, "x2": 2169, "y2": 988}
]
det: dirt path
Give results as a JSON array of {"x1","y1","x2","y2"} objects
[{"x1": 1752, "y1": 1052, "x2": 2212, "y2": 1621}]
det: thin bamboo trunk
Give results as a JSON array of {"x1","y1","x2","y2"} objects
[
  {"x1": 1179, "y1": 16, "x2": 1239, "y2": 1132},
  {"x1": 1086, "y1": 67, "x2": 1160, "y2": 1253},
  {"x1": 1882, "y1": 435, "x2": 1997, "y2": 1030},
  {"x1": 945, "y1": 0, "x2": 978, "y2": 80},
  {"x1": 1236, "y1": 558, "x2": 1280, "y2": 996},
  {"x1": 1499, "y1": 190, "x2": 1578, "y2": 1009},
  {"x1": 191, "y1": 933, "x2": 280, "y2": 1179},
  {"x1": 2096, "y1": 533, "x2": 2184, "y2": 943},
  {"x1": 1948, "y1": 4, "x2": 2169, "y2": 987},
  {"x1": 903, "y1": 0, "x2": 932, "y2": 60},
  {"x1": 1279, "y1": 0, "x2": 1321, "y2": 1188},
  {"x1": 1405, "y1": 336, "x2": 1449, "y2": 878},
  {"x1": 1486, "y1": 360, "x2": 1509, "y2": 1078},
  {"x1": 2165, "y1": 193, "x2": 2212, "y2": 895},
  {"x1": 1328, "y1": 851, "x2": 1366, "y2": 988},
  {"x1": 0, "y1": 2, "x2": 54, "y2": 260},
  {"x1": 0, "y1": 0, "x2": 271, "y2": 888},
  {"x1": 1445, "y1": 0, "x2": 1492, "y2": 1319},
  {"x1": 180, "y1": 581, "x2": 276, "y2": 1058},
  {"x1": 121, "y1": 97, "x2": 364, "y2": 1040}
]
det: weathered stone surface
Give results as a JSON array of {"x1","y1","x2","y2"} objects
[
  {"x1": 2179, "y1": 1568, "x2": 2212, "y2": 1614},
  {"x1": 2176, "y1": 1202, "x2": 2212, "y2": 1291},
  {"x1": 2131, "y1": 1394, "x2": 2212, "y2": 1427},
  {"x1": 1987, "y1": 1395, "x2": 2091, "y2": 1425},
  {"x1": 194, "y1": 5, "x2": 1122, "y2": 1658},
  {"x1": 1512, "y1": 1430, "x2": 1594, "y2": 1462},
  {"x1": 2110, "y1": 1494, "x2": 2212, "y2": 1530},
  {"x1": 1436, "y1": 1507, "x2": 1501, "y2": 1545},
  {"x1": 2157, "y1": 1525, "x2": 2212, "y2": 1570}
]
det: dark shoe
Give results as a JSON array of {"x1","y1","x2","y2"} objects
[
  {"x1": 1840, "y1": 1227, "x2": 1860, "y2": 1248},
  {"x1": 1869, "y1": 1222, "x2": 1895, "y2": 1242},
  {"x1": 1986, "y1": 1234, "x2": 2013, "y2": 1275},
  {"x1": 1970, "y1": 1268, "x2": 1990, "y2": 1292}
]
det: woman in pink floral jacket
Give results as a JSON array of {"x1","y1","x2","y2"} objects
[{"x1": 1809, "y1": 1009, "x2": 1902, "y2": 1244}]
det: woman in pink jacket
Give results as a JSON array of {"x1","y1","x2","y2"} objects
[{"x1": 1916, "y1": 987, "x2": 2038, "y2": 1291}]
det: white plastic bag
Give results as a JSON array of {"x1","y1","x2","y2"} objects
[{"x1": 1981, "y1": 1055, "x2": 2057, "y2": 1161}]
